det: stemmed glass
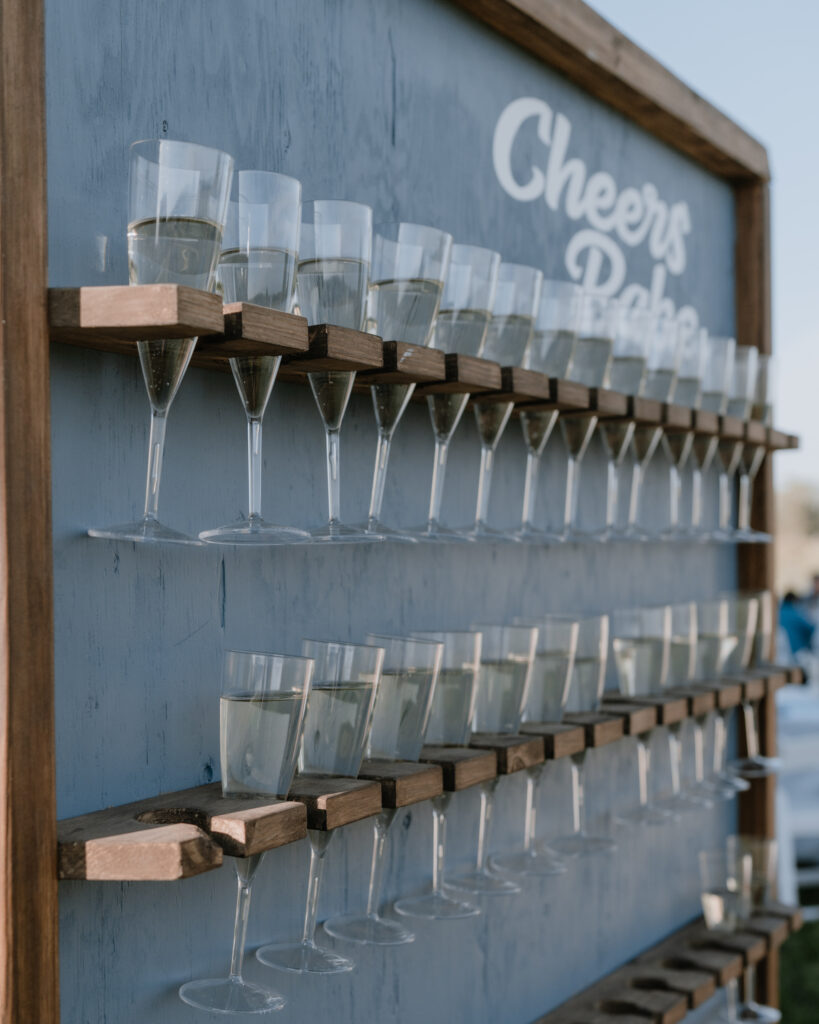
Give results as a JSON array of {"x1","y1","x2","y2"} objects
[
  {"x1": 90, "y1": 139, "x2": 234, "y2": 544},
  {"x1": 360, "y1": 224, "x2": 452, "y2": 539},
  {"x1": 611, "y1": 605, "x2": 676, "y2": 825},
  {"x1": 490, "y1": 615, "x2": 578, "y2": 876},
  {"x1": 323, "y1": 634, "x2": 443, "y2": 945},
  {"x1": 257, "y1": 640, "x2": 384, "y2": 974},
  {"x1": 412, "y1": 245, "x2": 501, "y2": 541},
  {"x1": 725, "y1": 835, "x2": 782, "y2": 1023},
  {"x1": 394, "y1": 630, "x2": 482, "y2": 919},
  {"x1": 465, "y1": 263, "x2": 543, "y2": 542},
  {"x1": 199, "y1": 171, "x2": 310, "y2": 545},
  {"x1": 560, "y1": 295, "x2": 617, "y2": 541},
  {"x1": 179, "y1": 651, "x2": 314, "y2": 1014},
  {"x1": 447, "y1": 625, "x2": 538, "y2": 894},
  {"x1": 735, "y1": 353, "x2": 772, "y2": 543},
  {"x1": 297, "y1": 200, "x2": 379, "y2": 543},
  {"x1": 549, "y1": 614, "x2": 617, "y2": 856},
  {"x1": 712, "y1": 345, "x2": 759, "y2": 542},
  {"x1": 515, "y1": 281, "x2": 582, "y2": 542},
  {"x1": 698, "y1": 847, "x2": 754, "y2": 1024}
]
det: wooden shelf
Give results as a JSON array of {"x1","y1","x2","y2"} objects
[
  {"x1": 480, "y1": 366, "x2": 553, "y2": 403},
  {"x1": 605, "y1": 692, "x2": 689, "y2": 726},
  {"x1": 414, "y1": 352, "x2": 502, "y2": 395},
  {"x1": 279, "y1": 323, "x2": 383, "y2": 375},
  {"x1": 419, "y1": 746, "x2": 498, "y2": 791},
  {"x1": 563, "y1": 711, "x2": 625, "y2": 748},
  {"x1": 357, "y1": 342, "x2": 445, "y2": 385},
  {"x1": 287, "y1": 775, "x2": 382, "y2": 830},
  {"x1": 692, "y1": 679, "x2": 743, "y2": 709},
  {"x1": 597, "y1": 699, "x2": 658, "y2": 736},
  {"x1": 519, "y1": 721, "x2": 586, "y2": 759},
  {"x1": 469, "y1": 733, "x2": 545, "y2": 773},
  {"x1": 662, "y1": 403, "x2": 693, "y2": 430},
  {"x1": 666, "y1": 687, "x2": 717, "y2": 717},
  {"x1": 357, "y1": 759, "x2": 443, "y2": 808}
]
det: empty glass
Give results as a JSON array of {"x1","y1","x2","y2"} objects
[
  {"x1": 257, "y1": 640, "x2": 383, "y2": 974},
  {"x1": 736, "y1": 351, "x2": 772, "y2": 543},
  {"x1": 413, "y1": 245, "x2": 501, "y2": 541},
  {"x1": 712, "y1": 346, "x2": 759, "y2": 542},
  {"x1": 324, "y1": 635, "x2": 442, "y2": 946},
  {"x1": 447, "y1": 625, "x2": 538, "y2": 895},
  {"x1": 550, "y1": 614, "x2": 617, "y2": 856},
  {"x1": 90, "y1": 139, "x2": 234, "y2": 544},
  {"x1": 179, "y1": 651, "x2": 313, "y2": 1014},
  {"x1": 200, "y1": 171, "x2": 309, "y2": 545},
  {"x1": 687, "y1": 336, "x2": 734, "y2": 540},
  {"x1": 730, "y1": 591, "x2": 781, "y2": 779},
  {"x1": 361, "y1": 223, "x2": 452, "y2": 539},
  {"x1": 394, "y1": 630, "x2": 483, "y2": 920},
  {"x1": 298, "y1": 200, "x2": 379, "y2": 543}
]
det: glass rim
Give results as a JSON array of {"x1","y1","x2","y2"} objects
[
  {"x1": 449, "y1": 242, "x2": 502, "y2": 263},
  {"x1": 497, "y1": 261, "x2": 543, "y2": 280},
  {"x1": 223, "y1": 648, "x2": 313, "y2": 665},
  {"x1": 410, "y1": 628, "x2": 482, "y2": 638},
  {"x1": 129, "y1": 137, "x2": 234, "y2": 165},
  {"x1": 233, "y1": 168, "x2": 301, "y2": 190},
  {"x1": 373, "y1": 220, "x2": 454, "y2": 242},
  {"x1": 365, "y1": 632, "x2": 445, "y2": 648},
  {"x1": 301, "y1": 198, "x2": 373, "y2": 216}
]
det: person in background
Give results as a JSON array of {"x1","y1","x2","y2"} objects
[{"x1": 780, "y1": 591, "x2": 816, "y2": 659}]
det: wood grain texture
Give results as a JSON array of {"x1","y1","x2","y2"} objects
[
  {"x1": 287, "y1": 775, "x2": 382, "y2": 830},
  {"x1": 357, "y1": 759, "x2": 443, "y2": 808},
  {"x1": 519, "y1": 721, "x2": 586, "y2": 759},
  {"x1": 419, "y1": 746, "x2": 498, "y2": 791},
  {"x1": 689, "y1": 926, "x2": 767, "y2": 966},
  {"x1": 598, "y1": 699, "x2": 657, "y2": 736},
  {"x1": 667, "y1": 688, "x2": 716, "y2": 717},
  {"x1": 724, "y1": 672, "x2": 766, "y2": 702},
  {"x1": 590, "y1": 388, "x2": 628, "y2": 418},
  {"x1": 59, "y1": 824, "x2": 222, "y2": 882},
  {"x1": 617, "y1": 964, "x2": 716, "y2": 1009},
  {"x1": 196, "y1": 302, "x2": 309, "y2": 361},
  {"x1": 693, "y1": 680, "x2": 743, "y2": 710},
  {"x1": 563, "y1": 712, "x2": 624, "y2": 747},
  {"x1": 469, "y1": 733, "x2": 545, "y2": 773},
  {"x1": 280, "y1": 324, "x2": 383, "y2": 373},
  {"x1": 662, "y1": 947, "x2": 743, "y2": 987},
  {"x1": 0, "y1": 0, "x2": 58, "y2": 1017},
  {"x1": 414, "y1": 352, "x2": 502, "y2": 394},
  {"x1": 662, "y1": 404, "x2": 692, "y2": 430},
  {"x1": 631, "y1": 693, "x2": 689, "y2": 726},
  {"x1": 357, "y1": 341, "x2": 446, "y2": 385},
  {"x1": 482, "y1": 365, "x2": 552, "y2": 403}
]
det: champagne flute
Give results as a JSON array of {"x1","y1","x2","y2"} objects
[
  {"x1": 199, "y1": 171, "x2": 309, "y2": 545},
  {"x1": 696, "y1": 335, "x2": 736, "y2": 539},
  {"x1": 464, "y1": 263, "x2": 542, "y2": 542},
  {"x1": 725, "y1": 835, "x2": 782, "y2": 1023},
  {"x1": 323, "y1": 635, "x2": 443, "y2": 945},
  {"x1": 550, "y1": 614, "x2": 616, "y2": 855},
  {"x1": 447, "y1": 624, "x2": 538, "y2": 894},
  {"x1": 734, "y1": 350, "x2": 770, "y2": 542},
  {"x1": 698, "y1": 848, "x2": 753, "y2": 1024},
  {"x1": 257, "y1": 640, "x2": 384, "y2": 974},
  {"x1": 514, "y1": 281, "x2": 581, "y2": 543},
  {"x1": 490, "y1": 615, "x2": 578, "y2": 876},
  {"x1": 712, "y1": 345, "x2": 758, "y2": 542},
  {"x1": 560, "y1": 295, "x2": 616, "y2": 541},
  {"x1": 90, "y1": 139, "x2": 234, "y2": 544},
  {"x1": 611, "y1": 605, "x2": 676, "y2": 825},
  {"x1": 411, "y1": 245, "x2": 501, "y2": 541},
  {"x1": 298, "y1": 200, "x2": 379, "y2": 543},
  {"x1": 394, "y1": 630, "x2": 482, "y2": 919},
  {"x1": 360, "y1": 224, "x2": 452, "y2": 539},
  {"x1": 179, "y1": 651, "x2": 314, "y2": 1014}
]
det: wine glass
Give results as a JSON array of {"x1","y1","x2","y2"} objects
[
  {"x1": 412, "y1": 244, "x2": 501, "y2": 542},
  {"x1": 698, "y1": 847, "x2": 754, "y2": 1024},
  {"x1": 735, "y1": 351, "x2": 771, "y2": 543},
  {"x1": 323, "y1": 634, "x2": 443, "y2": 945},
  {"x1": 297, "y1": 200, "x2": 379, "y2": 543},
  {"x1": 725, "y1": 835, "x2": 782, "y2": 1022},
  {"x1": 199, "y1": 171, "x2": 310, "y2": 545},
  {"x1": 447, "y1": 625, "x2": 538, "y2": 895},
  {"x1": 547, "y1": 614, "x2": 617, "y2": 856},
  {"x1": 360, "y1": 223, "x2": 452, "y2": 540},
  {"x1": 394, "y1": 630, "x2": 482, "y2": 919},
  {"x1": 89, "y1": 139, "x2": 234, "y2": 544},
  {"x1": 560, "y1": 295, "x2": 617, "y2": 541},
  {"x1": 712, "y1": 345, "x2": 759, "y2": 542},
  {"x1": 490, "y1": 615, "x2": 578, "y2": 876},
  {"x1": 464, "y1": 263, "x2": 543, "y2": 542},
  {"x1": 611, "y1": 605, "x2": 677, "y2": 825},
  {"x1": 514, "y1": 281, "x2": 582, "y2": 543},
  {"x1": 257, "y1": 640, "x2": 384, "y2": 974},
  {"x1": 179, "y1": 651, "x2": 314, "y2": 1014},
  {"x1": 592, "y1": 306, "x2": 651, "y2": 542}
]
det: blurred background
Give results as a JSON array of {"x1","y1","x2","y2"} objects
[{"x1": 589, "y1": 3, "x2": 819, "y2": 1017}]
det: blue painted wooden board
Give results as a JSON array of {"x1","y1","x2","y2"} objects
[{"x1": 46, "y1": 1, "x2": 740, "y2": 1021}]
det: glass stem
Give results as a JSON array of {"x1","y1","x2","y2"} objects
[
  {"x1": 636, "y1": 737, "x2": 650, "y2": 807},
  {"x1": 667, "y1": 725, "x2": 682, "y2": 796},
  {"x1": 737, "y1": 472, "x2": 751, "y2": 531},
  {"x1": 718, "y1": 471, "x2": 731, "y2": 531},
  {"x1": 474, "y1": 445, "x2": 495, "y2": 529},
  {"x1": 691, "y1": 465, "x2": 703, "y2": 531},
  {"x1": 604, "y1": 457, "x2": 618, "y2": 530},
  {"x1": 431, "y1": 793, "x2": 451, "y2": 896},
  {"x1": 143, "y1": 409, "x2": 168, "y2": 520},
  {"x1": 523, "y1": 766, "x2": 543, "y2": 851},
  {"x1": 726, "y1": 977, "x2": 740, "y2": 1023},
  {"x1": 428, "y1": 437, "x2": 450, "y2": 528},
  {"x1": 301, "y1": 830, "x2": 333, "y2": 945},
  {"x1": 570, "y1": 752, "x2": 587, "y2": 834},
  {"x1": 521, "y1": 450, "x2": 541, "y2": 529},
  {"x1": 324, "y1": 428, "x2": 342, "y2": 525},
  {"x1": 368, "y1": 430, "x2": 392, "y2": 526},
  {"x1": 694, "y1": 719, "x2": 706, "y2": 783},
  {"x1": 228, "y1": 853, "x2": 263, "y2": 983},
  {"x1": 247, "y1": 417, "x2": 263, "y2": 520},
  {"x1": 627, "y1": 462, "x2": 643, "y2": 529},
  {"x1": 365, "y1": 809, "x2": 396, "y2": 917},
  {"x1": 564, "y1": 455, "x2": 582, "y2": 532},
  {"x1": 668, "y1": 464, "x2": 681, "y2": 529},
  {"x1": 475, "y1": 778, "x2": 499, "y2": 871},
  {"x1": 742, "y1": 701, "x2": 760, "y2": 759}
]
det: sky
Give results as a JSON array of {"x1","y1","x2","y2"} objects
[{"x1": 589, "y1": 0, "x2": 819, "y2": 489}]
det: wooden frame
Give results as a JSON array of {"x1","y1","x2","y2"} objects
[{"x1": 2, "y1": 0, "x2": 778, "y2": 1020}]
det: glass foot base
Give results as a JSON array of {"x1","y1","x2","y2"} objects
[
  {"x1": 350, "y1": 521, "x2": 417, "y2": 544},
  {"x1": 458, "y1": 524, "x2": 520, "y2": 544},
  {"x1": 199, "y1": 517, "x2": 310, "y2": 546},
  {"x1": 512, "y1": 526, "x2": 565, "y2": 545},
  {"x1": 407, "y1": 523, "x2": 475, "y2": 543},
  {"x1": 716, "y1": 770, "x2": 751, "y2": 792},
  {"x1": 393, "y1": 889, "x2": 480, "y2": 920},
  {"x1": 489, "y1": 847, "x2": 568, "y2": 877},
  {"x1": 733, "y1": 529, "x2": 773, "y2": 544},
  {"x1": 178, "y1": 977, "x2": 285, "y2": 1014},
  {"x1": 616, "y1": 804, "x2": 677, "y2": 827},
  {"x1": 309, "y1": 522, "x2": 383, "y2": 545},
  {"x1": 616, "y1": 527, "x2": 654, "y2": 543},
  {"x1": 548, "y1": 832, "x2": 617, "y2": 857},
  {"x1": 708, "y1": 528, "x2": 735, "y2": 543},
  {"x1": 88, "y1": 517, "x2": 202, "y2": 546},
  {"x1": 720, "y1": 1001, "x2": 781, "y2": 1023},
  {"x1": 695, "y1": 779, "x2": 738, "y2": 802},
  {"x1": 662, "y1": 791, "x2": 713, "y2": 813},
  {"x1": 323, "y1": 911, "x2": 414, "y2": 945},
  {"x1": 729, "y1": 756, "x2": 781, "y2": 779},
  {"x1": 445, "y1": 869, "x2": 521, "y2": 895},
  {"x1": 256, "y1": 939, "x2": 354, "y2": 975}
]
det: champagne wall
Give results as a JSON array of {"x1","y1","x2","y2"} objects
[{"x1": 48, "y1": 1, "x2": 739, "y2": 1021}]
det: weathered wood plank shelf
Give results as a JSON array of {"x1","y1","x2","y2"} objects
[
  {"x1": 419, "y1": 746, "x2": 498, "y2": 790},
  {"x1": 519, "y1": 721, "x2": 586, "y2": 759},
  {"x1": 357, "y1": 759, "x2": 443, "y2": 807},
  {"x1": 469, "y1": 732, "x2": 545, "y2": 773},
  {"x1": 47, "y1": 286, "x2": 800, "y2": 447}
]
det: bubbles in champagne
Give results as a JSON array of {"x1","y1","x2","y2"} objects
[
  {"x1": 481, "y1": 314, "x2": 535, "y2": 365},
  {"x1": 432, "y1": 309, "x2": 491, "y2": 356},
  {"x1": 296, "y1": 257, "x2": 369, "y2": 329}
]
